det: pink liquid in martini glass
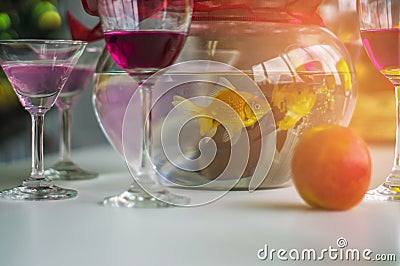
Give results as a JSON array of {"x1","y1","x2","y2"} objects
[
  {"x1": 56, "y1": 66, "x2": 95, "y2": 110},
  {"x1": 2, "y1": 63, "x2": 73, "y2": 111}
]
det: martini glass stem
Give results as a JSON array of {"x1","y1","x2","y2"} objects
[
  {"x1": 31, "y1": 112, "x2": 45, "y2": 179},
  {"x1": 25, "y1": 111, "x2": 53, "y2": 188},
  {"x1": 59, "y1": 108, "x2": 72, "y2": 162}
]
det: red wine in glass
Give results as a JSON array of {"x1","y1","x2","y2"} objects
[
  {"x1": 104, "y1": 30, "x2": 187, "y2": 72},
  {"x1": 360, "y1": 28, "x2": 400, "y2": 74}
]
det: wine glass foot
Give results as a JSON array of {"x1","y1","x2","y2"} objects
[
  {"x1": 0, "y1": 183, "x2": 77, "y2": 201},
  {"x1": 102, "y1": 185, "x2": 190, "y2": 208},
  {"x1": 45, "y1": 160, "x2": 98, "y2": 181},
  {"x1": 364, "y1": 183, "x2": 400, "y2": 201}
]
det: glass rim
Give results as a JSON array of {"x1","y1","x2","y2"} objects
[
  {"x1": 0, "y1": 39, "x2": 88, "y2": 45},
  {"x1": 85, "y1": 46, "x2": 104, "y2": 52},
  {"x1": 94, "y1": 71, "x2": 127, "y2": 75}
]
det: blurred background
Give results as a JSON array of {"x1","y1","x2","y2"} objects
[{"x1": 0, "y1": 0, "x2": 395, "y2": 163}]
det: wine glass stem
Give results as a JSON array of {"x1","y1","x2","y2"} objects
[
  {"x1": 31, "y1": 113, "x2": 46, "y2": 179},
  {"x1": 59, "y1": 108, "x2": 72, "y2": 161},
  {"x1": 140, "y1": 84, "x2": 153, "y2": 173},
  {"x1": 388, "y1": 84, "x2": 400, "y2": 186}
]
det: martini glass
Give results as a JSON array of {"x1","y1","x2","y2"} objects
[
  {"x1": 358, "y1": 0, "x2": 400, "y2": 200},
  {"x1": 98, "y1": 0, "x2": 192, "y2": 207},
  {"x1": 45, "y1": 44, "x2": 102, "y2": 180},
  {"x1": 0, "y1": 39, "x2": 86, "y2": 200}
]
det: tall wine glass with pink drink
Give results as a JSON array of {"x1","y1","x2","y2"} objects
[
  {"x1": 45, "y1": 44, "x2": 102, "y2": 180},
  {"x1": 98, "y1": 0, "x2": 192, "y2": 207},
  {"x1": 0, "y1": 40, "x2": 86, "y2": 200},
  {"x1": 358, "y1": 0, "x2": 400, "y2": 200}
]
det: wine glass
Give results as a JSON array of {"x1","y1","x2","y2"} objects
[
  {"x1": 358, "y1": 0, "x2": 400, "y2": 200},
  {"x1": 0, "y1": 39, "x2": 86, "y2": 200},
  {"x1": 45, "y1": 44, "x2": 103, "y2": 180},
  {"x1": 97, "y1": 0, "x2": 192, "y2": 207}
]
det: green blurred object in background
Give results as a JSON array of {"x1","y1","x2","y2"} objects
[{"x1": 0, "y1": 0, "x2": 63, "y2": 39}]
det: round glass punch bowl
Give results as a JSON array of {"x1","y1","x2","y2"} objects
[
  {"x1": 93, "y1": 0, "x2": 357, "y2": 191},
  {"x1": 92, "y1": 52, "x2": 133, "y2": 158},
  {"x1": 176, "y1": 1, "x2": 357, "y2": 189}
]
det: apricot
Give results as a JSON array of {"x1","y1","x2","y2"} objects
[{"x1": 291, "y1": 125, "x2": 371, "y2": 210}]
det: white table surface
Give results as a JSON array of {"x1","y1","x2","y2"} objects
[{"x1": 0, "y1": 144, "x2": 399, "y2": 266}]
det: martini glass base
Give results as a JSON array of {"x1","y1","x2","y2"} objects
[
  {"x1": 45, "y1": 160, "x2": 98, "y2": 181},
  {"x1": 102, "y1": 185, "x2": 190, "y2": 208},
  {"x1": 0, "y1": 182, "x2": 77, "y2": 201},
  {"x1": 364, "y1": 183, "x2": 400, "y2": 201}
]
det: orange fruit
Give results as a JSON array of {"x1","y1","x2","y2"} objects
[{"x1": 291, "y1": 125, "x2": 371, "y2": 210}]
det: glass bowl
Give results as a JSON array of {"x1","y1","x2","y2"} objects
[
  {"x1": 93, "y1": 17, "x2": 357, "y2": 190},
  {"x1": 176, "y1": 19, "x2": 357, "y2": 188}
]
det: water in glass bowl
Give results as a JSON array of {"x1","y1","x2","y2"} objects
[{"x1": 93, "y1": 68, "x2": 354, "y2": 190}]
